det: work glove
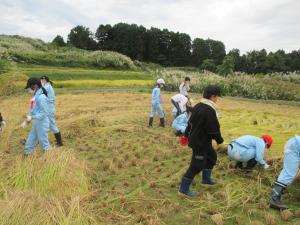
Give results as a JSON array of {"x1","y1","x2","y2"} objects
[
  {"x1": 263, "y1": 163, "x2": 270, "y2": 170},
  {"x1": 26, "y1": 115, "x2": 32, "y2": 122},
  {"x1": 0, "y1": 121, "x2": 6, "y2": 128},
  {"x1": 0, "y1": 121, "x2": 6, "y2": 131},
  {"x1": 20, "y1": 121, "x2": 28, "y2": 129}
]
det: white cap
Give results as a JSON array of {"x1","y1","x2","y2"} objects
[{"x1": 157, "y1": 78, "x2": 165, "y2": 85}]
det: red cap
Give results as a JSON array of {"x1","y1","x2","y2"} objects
[
  {"x1": 262, "y1": 134, "x2": 273, "y2": 147},
  {"x1": 179, "y1": 136, "x2": 189, "y2": 146}
]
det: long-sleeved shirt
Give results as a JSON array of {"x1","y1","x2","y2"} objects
[
  {"x1": 230, "y1": 135, "x2": 267, "y2": 165},
  {"x1": 172, "y1": 112, "x2": 189, "y2": 133},
  {"x1": 295, "y1": 135, "x2": 300, "y2": 150},
  {"x1": 29, "y1": 88, "x2": 49, "y2": 121},
  {"x1": 179, "y1": 82, "x2": 190, "y2": 97},
  {"x1": 152, "y1": 87, "x2": 161, "y2": 105},
  {"x1": 43, "y1": 82, "x2": 55, "y2": 109},
  {"x1": 185, "y1": 102, "x2": 223, "y2": 153},
  {"x1": 171, "y1": 94, "x2": 188, "y2": 112}
]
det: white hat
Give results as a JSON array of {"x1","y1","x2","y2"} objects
[{"x1": 156, "y1": 78, "x2": 165, "y2": 85}]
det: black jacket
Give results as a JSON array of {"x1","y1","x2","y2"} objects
[{"x1": 185, "y1": 102, "x2": 223, "y2": 152}]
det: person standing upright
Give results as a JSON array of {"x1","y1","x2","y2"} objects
[
  {"x1": 179, "y1": 77, "x2": 191, "y2": 97},
  {"x1": 23, "y1": 78, "x2": 50, "y2": 156},
  {"x1": 178, "y1": 85, "x2": 224, "y2": 197},
  {"x1": 40, "y1": 76, "x2": 63, "y2": 146},
  {"x1": 148, "y1": 79, "x2": 166, "y2": 128}
]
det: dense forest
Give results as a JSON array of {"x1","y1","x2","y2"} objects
[{"x1": 52, "y1": 23, "x2": 299, "y2": 74}]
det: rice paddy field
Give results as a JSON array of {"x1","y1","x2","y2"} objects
[
  {"x1": 1, "y1": 88, "x2": 300, "y2": 224},
  {"x1": 18, "y1": 65, "x2": 153, "y2": 89}
]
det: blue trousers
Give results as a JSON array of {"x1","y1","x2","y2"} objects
[
  {"x1": 150, "y1": 103, "x2": 164, "y2": 118},
  {"x1": 48, "y1": 108, "x2": 59, "y2": 134},
  {"x1": 25, "y1": 118, "x2": 50, "y2": 154},
  {"x1": 277, "y1": 138, "x2": 300, "y2": 185}
]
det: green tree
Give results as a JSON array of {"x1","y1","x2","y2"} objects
[
  {"x1": 51, "y1": 35, "x2": 66, "y2": 47},
  {"x1": 67, "y1": 25, "x2": 97, "y2": 50},
  {"x1": 206, "y1": 39, "x2": 226, "y2": 65},
  {"x1": 245, "y1": 49, "x2": 268, "y2": 73},
  {"x1": 95, "y1": 24, "x2": 112, "y2": 50},
  {"x1": 228, "y1": 49, "x2": 244, "y2": 71},
  {"x1": 287, "y1": 50, "x2": 300, "y2": 71},
  {"x1": 169, "y1": 32, "x2": 191, "y2": 66},
  {"x1": 145, "y1": 27, "x2": 172, "y2": 65},
  {"x1": 216, "y1": 55, "x2": 235, "y2": 76},
  {"x1": 102, "y1": 23, "x2": 146, "y2": 60},
  {"x1": 144, "y1": 27, "x2": 160, "y2": 63},
  {"x1": 191, "y1": 38, "x2": 210, "y2": 67},
  {"x1": 200, "y1": 59, "x2": 216, "y2": 72},
  {"x1": 266, "y1": 50, "x2": 288, "y2": 72}
]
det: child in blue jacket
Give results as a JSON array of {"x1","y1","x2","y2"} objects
[{"x1": 148, "y1": 79, "x2": 166, "y2": 128}]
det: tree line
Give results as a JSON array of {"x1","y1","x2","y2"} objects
[{"x1": 52, "y1": 23, "x2": 300, "y2": 74}]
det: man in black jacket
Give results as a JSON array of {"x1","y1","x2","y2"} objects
[{"x1": 178, "y1": 85, "x2": 224, "y2": 197}]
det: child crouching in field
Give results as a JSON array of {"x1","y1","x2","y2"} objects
[
  {"x1": 148, "y1": 79, "x2": 166, "y2": 128},
  {"x1": 172, "y1": 105, "x2": 193, "y2": 136}
]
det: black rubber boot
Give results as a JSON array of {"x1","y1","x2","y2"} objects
[
  {"x1": 175, "y1": 130, "x2": 183, "y2": 136},
  {"x1": 148, "y1": 117, "x2": 154, "y2": 127},
  {"x1": 235, "y1": 162, "x2": 243, "y2": 169},
  {"x1": 245, "y1": 158, "x2": 258, "y2": 169},
  {"x1": 54, "y1": 132, "x2": 63, "y2": 147},
  {"x1": 159, "y1": 118, "x2": 165, "y2": 127},
  {"x1": 269, "y1": 181, "x2": 289, "y2": 210}
]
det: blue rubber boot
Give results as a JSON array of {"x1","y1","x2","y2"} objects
[
  {"x1": 202, "y1": 169, "x2": 217, "y2": 185},
  {"x1": 269, "y1": 182, "x2": 288, "y2": 210},
  {"x1": 178, "y1": 177, "x2": 197, "y2": 197}
]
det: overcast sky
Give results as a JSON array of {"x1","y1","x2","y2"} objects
[{"x1": 0, "y1": 0, "x2": 299, "y2": 53}]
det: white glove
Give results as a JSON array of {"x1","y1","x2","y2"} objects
[
  {"x1": 263, "y1": 164, "x2": 270, "y2": 170},
  {"x1": 0, "y1": 121, "x2": 6, "y2": 128},
  {"x1": 26, "y1": 115, "x2": 32, "y2": 122},
  {"x1": 20, "y1": 121, "x2": 28, "y2": 129}
]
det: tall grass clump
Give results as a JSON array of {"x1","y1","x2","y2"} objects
[
  {"x1": 0, "y1": 191, "x2": 94, "y2": 225},
  {"x1": 8, "y1": 148, "x2": 89, "y2": 198},
  {"x1": 0, "y1": 72, "x2": 28, "y2": 96},
  {"x1": 0, "y1": 148, "x2": 94, "y2": 224}
]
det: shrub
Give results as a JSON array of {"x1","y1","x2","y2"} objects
[{"x1": 157, "y1": 69, "x2": 300, "y2": 101}]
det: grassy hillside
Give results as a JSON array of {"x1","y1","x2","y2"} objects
[
  {"x1": 1, "y1": 91, "x2": 300, "y2": 225},
  {"x1": 0, "y1": 35, "x2": 137, "y2": 70}
]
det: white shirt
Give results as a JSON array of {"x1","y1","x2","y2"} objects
[
  {"x1": 171, "y1": 94, "x2": 188, "y2": 112},
  {"x1": 179, "y1": 82, "x2": 190, "y2": 97}
]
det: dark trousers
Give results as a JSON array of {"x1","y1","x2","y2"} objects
[
  {"x1": 171, "y1": 99, "x2": 181, "y2": 117},
  {"x1": 183, "y1": 147, "x2": 217, "y2": 179},
  {"x1": 236, "y1": 158, "x2": 258, "y2": 169}
]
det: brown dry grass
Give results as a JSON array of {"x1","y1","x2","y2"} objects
[{"x1": 1, "y1": 91, "x2": 300, "y2": 224}]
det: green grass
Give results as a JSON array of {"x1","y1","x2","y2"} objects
[
  {"x1": 54, "y1": 80, "x2": 153, "y2": 88},
  {"x1": 18, "y1": 65, "x2": 153, "y2": 81}
]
